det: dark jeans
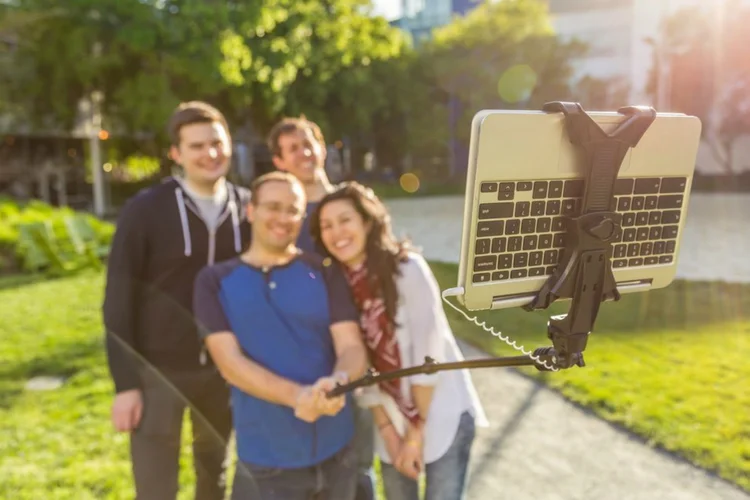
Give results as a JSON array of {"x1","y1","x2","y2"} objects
[
  {"x1": 352, "y1": 404, "x2": 376, "y2": 500},
  {"x1": 380, "y1": 411, "x2": 476, "y2": 500},
  {"x1": 129, "y1": 364, "x2": 232, "y2": 500},
  {"x1": 231, "y1": 442, "x2": 358, "y2": 500}
]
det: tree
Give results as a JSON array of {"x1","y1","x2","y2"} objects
[
  {"x1": 418, "y1": 0, "x2": 586, "y2": 146},
  {"x1": 647, "y1": 0, "x2": 750, "y2": 173},
  {"x1": 0, "y1": 0, "x2": 408, "y2": 149}
]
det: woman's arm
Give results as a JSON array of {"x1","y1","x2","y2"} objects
[{"x1": 402, "y1": 254, "x2": 448, "y2": 416}]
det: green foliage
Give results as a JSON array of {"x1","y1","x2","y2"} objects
[
  {"x1": 0, "y1": 198, "x2": 113, "y2": 275},
  {"x1": 0, "y1": 0, "x2": 585, "y2": 174},
  {"x1": 420, "y1": 0, "x2": 586, "y2": 145}
]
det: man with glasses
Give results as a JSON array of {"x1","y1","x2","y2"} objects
[
  {"x1": 193, "y1": 171, "x2": 368, "y2": 499},
  {"x1": 266, "y1": 117, "x2": 377, "y2": 500}
]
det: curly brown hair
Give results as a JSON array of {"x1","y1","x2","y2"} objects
[{"x1": 309, "y1": 182, "x2": 416, "y2": 328}]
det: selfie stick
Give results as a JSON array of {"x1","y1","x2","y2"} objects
[{"x1": 328, "y1": 102, "x2": 656, "y2": 399}]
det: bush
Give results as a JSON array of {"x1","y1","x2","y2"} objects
[{"x1": 0, "y1": 197, "x2": 114, "y2": 275}]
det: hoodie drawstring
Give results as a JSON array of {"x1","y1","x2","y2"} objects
[
  {"x1": 175, "y1": 188, "x2": 192, "y2": 257},
  {"x1": 229, "y1": 187, "x2": 241, "y2": 253}
]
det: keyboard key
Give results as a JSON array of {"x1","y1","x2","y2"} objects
[
  {"x1": 537, "y1": 217, "x2": 552, "y2": 232},
  {"x1": 644, "y1": 256, "x2": 659, "y2": 265},
  {"x1": 477, "y1": 220, "x2": 504, "y2": 237},
  {"x1": 662, "y1": 225, "x2": 679, "y2": 239},
  {"x1": 533, "y1": 181, "x2": 548, "y2": 199},
  {"x1": 548, "y1": 181, "x2": 563, "y2": 197},
  {"x1": 645, "y1": 196, "x2": 658, "y2": 210},
  {"x1": 499, "y1": 182, "x2": 514, "y2": 193},
  {"x1": 617, "y1": 197, "x2": 631, "y2": 211},
  {"x1": 473, "y1": 273, "x2": 490, "y2": 283},
  {"x1": 508, "y1": 236, "x2": 522, "y2": 252},
  {"x1": 543, "y1": 249, "x2": 558, "y2": 265},
  {"x1": 513, "y1": 253, "x2": 528, "y2": 267},
  {"x1": 492, "y1": 271, "x2": 510, "y2": 281},
  {"x1": 497, "y1": 191, "x2": 514, "y2": 201},
  {"x1": 552, "y1": 217, "x2": 566, "y2": 232},
  {"x1": 614, "y1": 244, "x2": 627, "y2": 258},
  {"x1": 498, "y1": 254, "x2": 513, "y2": 269},
  {"x1": 659, "y1": 255, "x2": 674, "y2": 264},
  {"x1": 517, "y1": 181, "x2": 533, "y2": 191},
  {"x1": 654, "y1": 241, "x2": 666, "y2": 254},
  {"x1": 529, "y1": 251, "x2": 543, "y2": 266},
  {"x1": 660, "y1": 177, "x2": 687, "y2": 193},
  {"x1": 479, "y1": 202, "x2": 513, "y2": 219},
  {"x1": 635, "y1": 212, "x2": 649, "y2": 226},
  {"x1": 636, "y1": 227, "x2": 650, "y2": 241},
  {"x1": 613, "y1": 259, "x2": 628, "y2": 268},
  {"x1": 531, "y1": 201, "x2": 546, "y2": 216},
  {"x1": 622, "y1": 213, "x2": 636, "y2": 227},
  {"x1": 563, "y1": 179, "x2": 585, "y2": 197},
  {"x1": 628, "y1": 257, "x2": 644, "y2": 266},
  {"x1": 614, "y1": 178, "x2": 634, "y2": 195},
  {"x1": 475, "y1": 239, "x2": 491, "y2": 255},
  {"x1": 505, "y1": 219, "x2": 520, "y2": 235},
  {"x1": 649, "y1": 227, "x2": 662, "y2": 240},
  {"x1": 553, "y1": 233, "x2": 566, "y2": 248},
  {"x1": 648, "y1": 212, "x2": 661, "y2": 225},
  {"x1": 522, "y1": 235, "x2": 538, "y2": 251},
  {"x1": 546, "y1": 200, "x2": 561, "y2": 215},
  {"x1": 627, "y1": 243, "x2": 640, "y2": 257},
  {"x1": 481, "y1": 182, "x2": 498, "y2": 193},
  {"x1": 474, "y1": 255, "x2": 496, "y2": 272},
  {"x1": 491, "y1": 237, "x2": 506, "y2": 253},
  {"x1": 613, "y1": 227, "x2": 623, "y2": 242},
  {"x1": 529, "y1": 267, "x2": 546, "y2": 277},
  {"x1": 632, "y1": 196, "x2": 645, "y2": 210},
  {"x1": 545, "y1": 265, "x2": 558, "y2": 274},
  {"x1": 666, "y1": 241, "x2": 676, "y2": 253},
  {"x1": 640, "y1": 242, "x2": 653, "y2": 256},
  {"x1": 661, "y1": 210, "x2": 680, "y2": 224},
  {"x1": 538, "y1": 234, "x2": 552, "y2": 249},
  {"x1": 634, "y1": 178, "x2": 660, "y2": 194},
  {"x1": 623, "y1": 228, "x2": 636, "y2": 242},
  {"x1": 511, "y1": 269, "x2": 528, "y2": 279},
  {"x1": 521, "y1": 219, "x2": 536, "y2": 234},
  {"x1": 562, "y1": 199, "x2": 577, "y2": 215},
  {"x1": 658, "y1": 195, "x2": 684, "y2": 209}
]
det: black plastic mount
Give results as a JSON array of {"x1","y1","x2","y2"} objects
[{"x1": 522, "y1": 101, "x2": 656, "y2": 368}]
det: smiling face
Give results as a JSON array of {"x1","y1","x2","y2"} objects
[
  {"x1": 170, "y1": 121, "x2": 231, "y2": 188},
  {"x1": 318, "y1": 199, "x2": 370, "y2": 268},
  {"x1": 272, "y1": 127, "x2": 326, "y2": 185},
  {"x1": 247, "y1": 179, "x2": 307, "y2": 253}
]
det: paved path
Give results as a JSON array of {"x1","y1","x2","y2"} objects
[
  {"x1": 385, "y1": 193, "x2": 750, "y2": 283},
  {"x1": 384, "y1": 193, "x2": 750, "y2": 499},
  {"x1": 458, "y1": 341, "x2": 749, "y2": 500}
]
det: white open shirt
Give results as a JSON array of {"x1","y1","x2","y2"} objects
[{"x1": 356, "y1": 252, "x2": 489, "y2": 465}]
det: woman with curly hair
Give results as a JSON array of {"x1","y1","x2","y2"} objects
[{"x1": 310, "y1": 182, "x2": 488, "y2": 500}]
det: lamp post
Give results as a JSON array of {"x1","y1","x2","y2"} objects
[{"x1": 89, "y1": 31, "x2": 105, "y2": 217}]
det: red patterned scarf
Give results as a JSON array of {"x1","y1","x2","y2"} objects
[{"x1": 344, "y1": 263, "x2": 421, "y2": 425}]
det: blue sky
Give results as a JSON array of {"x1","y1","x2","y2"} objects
[{"x1": 371, "y1": 0, "x2": 401, "y2": 20}]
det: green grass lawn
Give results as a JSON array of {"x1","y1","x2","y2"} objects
[
  {"x1": 1, "y1": 265, "x2": 749, "y2": 498},
  {"x1": 430, "y1": 261, "x2": 750, "y2": 492}
]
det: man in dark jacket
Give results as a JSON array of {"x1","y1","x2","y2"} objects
[{"x1": 102, "y1": 101, "x2": 251, "y2": 500}]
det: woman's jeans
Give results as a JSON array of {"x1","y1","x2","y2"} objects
[{"x1": 379, "y1": 411, "x2": 476, "y2": 500}]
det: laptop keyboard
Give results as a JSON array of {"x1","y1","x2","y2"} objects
[{"x1": 471, "y1": 176, "x2": 688, "y2": 284}]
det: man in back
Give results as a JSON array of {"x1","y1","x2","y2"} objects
[
  {"x1": 266, "y1": 117, "x2": 376, "y2": 500},
  {"x1": 103, "y1": 101, "x2": 250, "y2": 499},
  {"x1": 193, "y1": 171, "x2": 368, "y2": 499}
]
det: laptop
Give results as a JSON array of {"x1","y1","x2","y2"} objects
[{"x1": 451, "y1": 107, "x2": 702, "y2": 312}]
